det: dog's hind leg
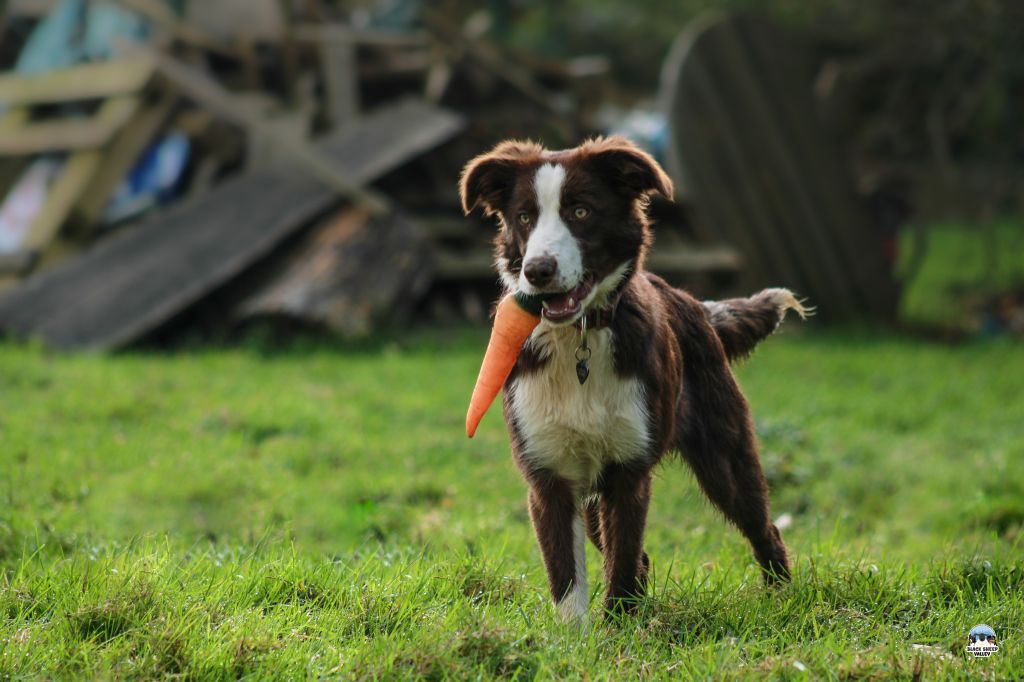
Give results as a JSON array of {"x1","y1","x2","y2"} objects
[
  {"x1": 680, "y1": 419, "x2": 790, "y2": 582},
  {"x1": 670, "y1": 292, "x2": 791, "y2": 583}
]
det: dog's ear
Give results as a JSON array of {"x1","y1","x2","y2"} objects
[
  {"x1": 459, "y1": 140, "x2": 543, "y2": 216},
  {"x1": 581, "y1": 135, "x2": 674, "y2": 200}
]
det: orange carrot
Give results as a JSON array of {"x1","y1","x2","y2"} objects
[{"x1": 465, "y1": 292, "x2": 544, "y2": 438}]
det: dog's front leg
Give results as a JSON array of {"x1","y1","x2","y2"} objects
[
  {"x1": 598, "y1": 463, "x2": 652, "y2": 614},
  {"x1": 526, "y1": 471, "x2": 588, "y2": 623}
]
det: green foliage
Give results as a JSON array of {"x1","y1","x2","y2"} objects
[{"x1": 0, "y1": 329, "x2": 1022, "y2": 678}]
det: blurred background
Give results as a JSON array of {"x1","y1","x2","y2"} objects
[{"x1": 0, "y1": 0, "x2": 1021, "y2": 346}]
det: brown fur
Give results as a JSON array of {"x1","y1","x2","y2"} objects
[{"x1": 461, "y1": 137, "x2": 803, "y2": 618}]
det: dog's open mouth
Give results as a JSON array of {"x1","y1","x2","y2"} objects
[{"x1": 540, "y1": 279, "x2": 593, "y2": 323}]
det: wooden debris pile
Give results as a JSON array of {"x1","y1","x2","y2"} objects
[
  {"x1": 0, "y1": 4, "x2": 917, "y2": 348},
  {"x1": 0, "y1": 100, "x2": 461, "y2": 349},
  {"x1": 0, "y1": 2, "x2": 743, "y2": 349}
]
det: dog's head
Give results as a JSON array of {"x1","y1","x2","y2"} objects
[{"x1": 459, "y1": 136, "x2": 673, "y2": 325}]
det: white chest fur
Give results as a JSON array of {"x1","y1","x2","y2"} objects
[{"x1": 509, "y1": 325, "x2": 651, "y2": 493}]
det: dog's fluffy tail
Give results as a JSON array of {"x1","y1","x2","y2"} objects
[{"x1": 703, "y1": 288, "x2": 810, "y2": 362}]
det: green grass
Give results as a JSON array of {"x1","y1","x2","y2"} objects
[
  {"x1": 899, "y1": 218, "x2": 1024, "y2": 330},
  {"x1": 1, "y1": 329, "x2": 1022, "y2": 679}
]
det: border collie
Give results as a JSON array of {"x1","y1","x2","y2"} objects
[{"x1": 460, "y1": 136, "x2": 806, "y2": 622}]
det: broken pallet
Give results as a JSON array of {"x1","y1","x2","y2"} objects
[
  {"x1": 0, "y1": 58, "x2": 162, "y2": 272},
  {"x1": 0, "y1": 99, "x2": 464, "y2": 349},
  {"x1": 237, "y1": 206, "x2": 433, "y2": 335}
]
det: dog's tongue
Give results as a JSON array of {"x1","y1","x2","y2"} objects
[{"x1": 542, "y1": 281, "x2": 592, "y2": 322}]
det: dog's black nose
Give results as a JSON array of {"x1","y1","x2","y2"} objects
[{"x1": 523, "y1": 256, "x2": 558, "y2": 287}]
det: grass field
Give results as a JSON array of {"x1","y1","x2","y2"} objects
[
  {"x1": 899, "y1": 218, "x2": 1024, "y2": 330},
  {"x1": 1, "y1": 325, "x2": 1022, "y2": 679}
]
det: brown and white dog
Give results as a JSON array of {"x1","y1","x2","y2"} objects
[{"x1": 460, "y1": 136, "x2": 806, "y2": 622}]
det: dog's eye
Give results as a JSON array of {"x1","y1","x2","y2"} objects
[
  {"x1": 573, "y1": 206, "x2": 590, "y2": 220},
  {"x1": 517, "y1": 212, "x2": 531, "y2": 225}
]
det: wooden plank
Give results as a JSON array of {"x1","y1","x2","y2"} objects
[
  {"x1": 422, "y1": 11, "x2": 566, "y2": 117},
  {"x1": 0, "y1": 108, "x2": 29, "y2": 131},
  {"x1": 666, "y1": 17, "x2": 811, "y2": 296},
  {"x1": 0, "y1": 107, "x2": 32, "y2": 205},
  {"x1": 235, "y1": 93, "x2": 312, "y2": 169},
  {"x1": 112, "y1": 0, "x2": 236, "y2": 57},
  {"x1": 292, "y1": 24, "x2": 430, "y2": 48},
  {"x1": 708, "y1": 20, "x2": 860, "y2": 317},
  {"x1": 11, "y1": 97, "x2": 141, "y2": 253},
  {"x1": 0, "y1": 100, "x2": 465, "y2": 349},
  {"x1": 664, "y1": 15, "x2": 785, "y2": 288},
  {"x1": 317, "y1": 26, "x2": 360, "y2": 128},
  {"x1": 0, "y1": 157, "x2": 28, "y2": 203},
  {"x1": 668, "y1": 42, "x2": 789, "y2": 289},
  {"x1": 660, "y1": 12, "x2": 898, "y2": 318},
  {"x1": 322, "y1": 40, "x2": 358, "y2": 126},
  {"x1": 0, "y1": 96, "x2": 140, "y2": 155},
  {"x1": 237, "y1": 207, "x2": 433, "y2": 335},
  {"x1": 20, "y1": 150, "x2": 101, "y2": 250},
  {"x1": 0, "y1": 276, "x2": 19, "y2": 295},
  {"x1": 738, "y1": 18, "x2": 898, "y2": 317},
  {"x1": 145, "y1": 48, "x2": 390, "y2": 214},
  {"x1": 0, "y1": 251, "x2": 36, "y2": 276},
  {"x1": 235, "y1": 37, "x2": 263, "y2": 90},
  {"x1": 184, "y1": 0, "x2": 285, "y2": 42},
  {"x1": 0, "y1": 59, "x2": 154, "y2": 107}
]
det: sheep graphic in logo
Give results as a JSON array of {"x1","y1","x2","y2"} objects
[{"x1": 966, "y1": 624, "x2": 998, "y2": 658}]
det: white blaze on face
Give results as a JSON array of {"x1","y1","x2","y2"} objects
[{"x1": 519, "y1": 163, "x2": 583, "y2": 292}]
